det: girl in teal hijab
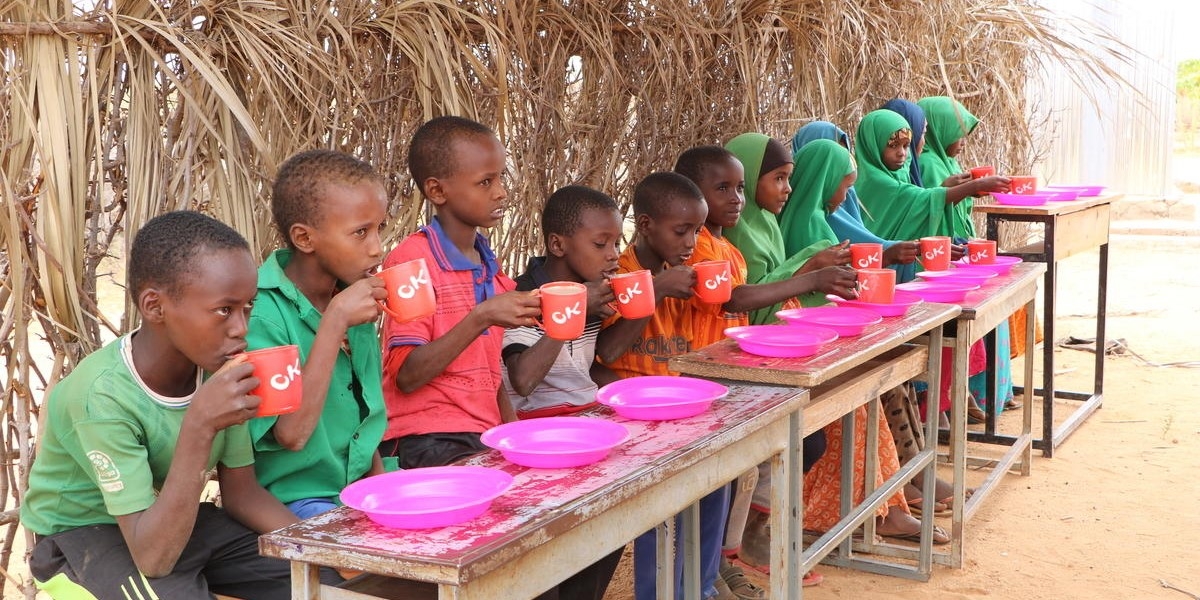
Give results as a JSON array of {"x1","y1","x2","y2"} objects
[
  {"x1": 917, "y1": 96, "x2": 1010, "y2": 241},
  {"x1": 786, "y1": 121, "x2": 920, "y2": 282},
  {"x1": 854, "y1": 109, "x2": 1003, "y2": 240},
  {"x1": 724, "y1": 132, "x2": 850, "y2": 324},
  {"x1": 778, "y1": 139, "x2": 855, "y2": 253}
]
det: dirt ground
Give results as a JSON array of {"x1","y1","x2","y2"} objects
[
  {"x1": 6, "y1": 233, "x2": 1198, "y2": 600},
  {"x1": 599, "y1": 233, "x2": 1200, "y2": 600}
]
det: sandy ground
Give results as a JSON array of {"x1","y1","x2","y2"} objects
[
  {"x1": 599, "y1": 233, "x2": 1200, "y2": 600},
  {"x1": 5, "y1": 234, "x2": 1197, "y2": 600}
]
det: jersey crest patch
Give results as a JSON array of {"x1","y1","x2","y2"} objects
[{"x1": 87, "y1": 450, "x2": 124, "y2": 492}]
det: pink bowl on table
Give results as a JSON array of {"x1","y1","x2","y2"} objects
[
  {"x1": 1039, "y1": 187, "x2": 1079, "y2": 201},
  {"x1": 991, "y1": 192, "x2": 1052, "y2": 206},
  {"x1": 952, "y1": 255, "x2": 1023, "y2": 276},
  {"x1": 1044, "y1": 184, "x2": 1105, "y2": 197},
  {"x1": 917, "y1": 266, "x2": 998, "y2": 286},
  {"x1": 895, "y1": 281, "x2": 980, "y2": 303},
  {"x1": 827, "y1": 290, "x2": 924, "y2": 317},
  {"x1": 724, "y1": 324, "x2": 839, "y2": 358},
  {"x1": 481, "y1": 417, "x2": 629, "y2": 469},
  {"x1": 340, "y1": 466, "x2": 513, "y2": 530},
  {"x1": 596, "y1": 376, "x2": 728, "y2": 421},
  {"x1": 775, "y1": 305, "x2": 883, "y2": 337}
]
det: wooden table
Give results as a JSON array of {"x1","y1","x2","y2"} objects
[
  {"x1": 670, "y1": 302, "x2": 960, "y2": 587},
  {"x1": 936, "y1": 261, "x2": 1046, "y2": 568},
  {"x1": 976, "y1": 194, "x2": 1115, "y2": 456},
  {"x1": 259, "y1": 383, "x2": 807, "y2": 600}
]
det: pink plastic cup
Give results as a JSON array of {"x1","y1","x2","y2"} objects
[
  {"x1": 850, "y1": 243, "x2": 884, "y2": 270},
  {"x1": 1009, "y1": 176, "x2": 1037, "y2": 195},
  {"x1": 970, "y1": 166, "x2": 995, "y2": 179},
  {"x1": 376, "y1": 258, "x2": 435, "y2": 322},
  {"x1": 243, "y1": 345, "x2": 302, "y2": 417},
  {"x1": 538, "y1": 282, "x2": 588, "y2": 341},
  {"x1": 692, "y1": 260, "x2": 732, "y2": 304},
  {"x1": 856, "y1": 268, "x2": 896, "y2": 304},
  {"x1": 609, "y1": 270, "x2": 655, "y2": 319},
  {"x1": 966, "y1": 240, "x2": 997, "y2": 265},
  {"x1": 918, "y1": 236, "x2": 952, "y2": 272}
]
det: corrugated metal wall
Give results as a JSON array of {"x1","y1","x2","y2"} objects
[{"x1": 1031, "y1": 0, "x2": 1176, "y2": 197}]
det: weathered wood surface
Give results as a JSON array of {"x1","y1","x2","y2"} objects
[
  {"x1": 956, "y1": 262, "x2": 1047, "y2": 341},
  {"x1": 260, "y1": 383, "x2": 804, "y2": 590},
  {"x1": 669, "y1": 303, "x2": 959, "y2": 388}
]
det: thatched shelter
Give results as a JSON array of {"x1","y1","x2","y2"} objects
[{"x1": 0, "y1": 1, "x2": 1127, "y2": 595}]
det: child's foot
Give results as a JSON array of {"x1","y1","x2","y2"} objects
[
  {"x1": 877, "y1": 511, "x2": 951, "y2": 545},
  {"x1": 738, "y1": 509, "x2": 771, "y2": 571},
  {"x1": 719, "y1": 557, "x2": 766, "y2": 600}
]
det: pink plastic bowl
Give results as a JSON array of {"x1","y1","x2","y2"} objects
[
  {"x1": 1044, "y1": 184, "x2": 1105, "y2": 197},
  {"x1": 724, "y1": 324, "x2": 839, "y2": 358},
  {"x1": 340, "y1": 466, "x2": 513, "y2": 530},
  {"x1": 1040, "y1": 187, "x2": 1079, "y2": 201},
  {"x1": 596, "y1": 376, "x2": 728, "y2": 421},
  {"x1": 775, "y1": 305, "x2": 883, "y2": 337},
  {"x1": 481, "y1": 417, "x2": 629, "y2": 469},
  {"x1": 827, "y1": 290, "x2": 924, "y2": 317},
  {"x1": 992, "y1": 192, "x2": 1051, "y2": 206},
  {"x1": 917, "y1": 267, "x2": 998, "y2": 285},
  {"x1": 895, "y1": 281, "x2": 980, "y2": 303},
  {"x1": 952, "y1": 255, "x2": 1023, "y2": 276}
]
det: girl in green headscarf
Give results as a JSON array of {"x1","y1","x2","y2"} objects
[
  {"x1": 724, "y1": 133, "x2": 852, "y2": 324},
  {"x1": 778, "y1": 139, "x2": 856, "y2": 255},
  {"x1": 917, "y1": 96, "x2": 1010, "y2": 241},
  {"x1": 854, "y1": 109, "x2": 1004, "y2": 240}
]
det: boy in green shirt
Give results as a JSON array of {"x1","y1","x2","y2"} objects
[
  {"x1": 247, "y1": 150, "x2": 389, "y2": 516},
  {"x1": 21, "y1": 211, "x2": 296, "y2": 599}
]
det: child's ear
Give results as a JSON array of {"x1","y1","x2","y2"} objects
[
  {"x1": 546, "y1": 233, "x2": 567, "y2": 258},
  {"x1": 289, "y1": 223, "x2": 316, "y2": 255},
  {"x1": 138, "y1": 288, "x2": 166, "y2": 324},
  {"x1": 423, "y1": 177, "x2": 447, "y2": 207},
  {"x1": 634, "y1": 213, "x2": 651, "y2": 235}
]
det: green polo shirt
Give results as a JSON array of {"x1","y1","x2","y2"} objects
[{"x1": 247, "y1": 249, "x2": 386, "y2": 504}]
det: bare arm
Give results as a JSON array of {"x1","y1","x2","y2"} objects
[
  {"x1": 722, "y1": 266, "x2": 859, "y2": 313},
  {"x1": 503, "y1": 335, "x2": 567, "y2": 397},
  {"x1": 394, "y1": 291, "x2": 541, "y2": 393},
  {"x1": 272, "y1": 278, "x2": 385, "y2": 451},
  {"x1": 217, "y1": 464, "x2": 299, "y2": 533},
  {"x1": 946, "y1": 176, "x2": 1011, "y2": 205},
  {"x1": 590, "y1": 361, "x2": 620, "y2": 388},
  {"x1": 595, "y1": 315, "x2": 652, "y2": 365},
  {"x1": 497, "y1": 386, "x2": 517, "y2": 423},
  {"x1": 114, "y1": 360, "x2": 260, "y2": 577}
]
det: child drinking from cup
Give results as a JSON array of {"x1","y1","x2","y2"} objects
[
  {"x1": 22, "y1": 212, "x2": 303, "y2": 598},
  {"x1": 499, "y1": 185, "x2": 625, "y2": 599},
  {"x1": 246, "y1": 150, "x2": 390, "y2": 517},
  {"x1": 379, "y1": 116, "x2": 541, "y2": 469}
]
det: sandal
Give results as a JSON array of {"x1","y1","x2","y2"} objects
[
  {"x1": 880, "y1": 524, "x2": 952, "y2": 545},
  {"x1": 803, "y1": 571, "x2": 824, "y2": 587},
  {"x1": 719, "y1": 558, "x2": 766, "y2": 600},
  {"x1": 907, "y1": 496, "x2": 950, "y2": 517}
]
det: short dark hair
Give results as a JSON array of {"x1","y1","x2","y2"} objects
[
  {"x1": 408, "y1": 116, "x2": 496, "y2": 196},
  {"x1": 541, "y1": 185, "x2": 620, "y2": 243},
  {"x1": 128, "y1": 211, "x2": 249, "y2": 299},
  {"x1": 271, "y1": 150, "x2": 382, "y2": 243},
  {"x1": 632, "y1": 171, "x2": 705, "y2": 218},
  {"x1": 673, "y1": 145, "x2": 738, "y2": 186}
]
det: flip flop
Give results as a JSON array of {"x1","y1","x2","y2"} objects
[
  {"x1": 803, "y1": 571, "x2": 824, "y2": 587},
  {"x1": 880, "y1": 524, "x2": 951, "y2": 545},
  {"x1": 907, "y1": 496, "x2": 951, "y2": 517}
]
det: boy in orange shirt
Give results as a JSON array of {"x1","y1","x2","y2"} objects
[
  {"x1": 675, "y1": 146, "x2": 855, "y2": 592},
  {"x1": 379, "y1": 116, "x2": 541, "y2": 469}
]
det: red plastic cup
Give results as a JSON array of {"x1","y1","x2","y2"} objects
[
  {"x1": 692, "y1": 260, "x2": 732, "y2": 304},
  {"x1": 538, "y1": 282, "x2": 588, "y2": 341},
  {"x1": 849, "y1": 243, "x2": 884, "y2": 270},
  {"x1": 609, "y1": 269, "x2": 655, "y2": 319},
  {"x1": 243, "y1": 345, "x2": 303, "y2": 417},
  {"x1": 856, "y1": 268, "x2": 896, "y2": 304},
  {"x1": 966, "y1": 240, "x2": 997, "y2": 265},
  {"x1": 1009, "y1": 176, "x2": 1037, "y2": 195},
  {"x1": 918, "y1": 236, "x2": 952, "y2": 272},
  {"x1": 376, "y1": 258, "x2": 436, "y2": 323},
  {"x1": 970, "y1": 165, "x2": 995, "y2": 179}
]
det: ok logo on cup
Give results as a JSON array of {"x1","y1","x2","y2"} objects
[
  {"x1": 850, "y1": 243, "x2": 884, "y2": 270},
  {"x1": 609, "y1": 269, "x2": 655, "y2": 319},
  {"x1": 966, "y1": 240, "x2": 997, "y2": 265},
  {"x1": 918, "y1": 236, "x2": 951, "y2": 272},
  {"x1": 1009, "y1": 176, "x2": 1037, "y2": 195},
  {"x1": 692, "y1": 260, "x2": 732, "y2": 304},
  {"x1": 243, "y1": 345, "x2": 303, "y2": 417},
  {"x1": 376, "y1": 258, "x2": 436, "y2": 322},
  {"x1": 538, "y1": 281, "x2": 588, "y2": 341},
  {"x1": 856, "y1": 268, "x2": 896, "y2": 304}
]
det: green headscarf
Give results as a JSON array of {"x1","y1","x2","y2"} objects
[
  {"x1": 854, "y1": 109, "x2": 949, "y2": 240},
  {"x1": 724, "y1": 132, "x2": 828, "y2": 324},
  {"x1": 779, "y1": 139, "x2": 854, "y2": 256},
  {"x1": 918, "y1": 96, "x2": 980, "y2": 239}
]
